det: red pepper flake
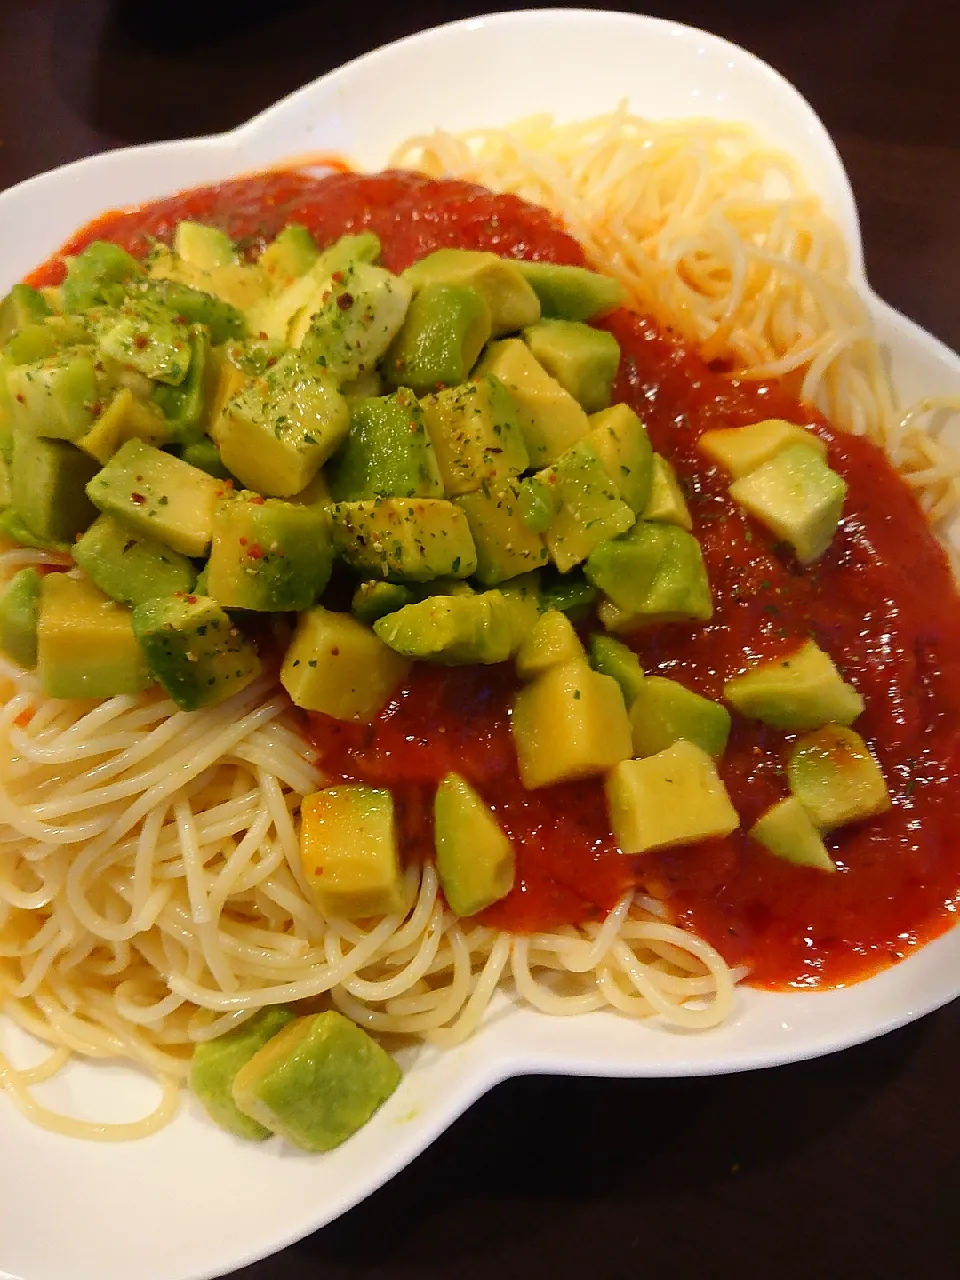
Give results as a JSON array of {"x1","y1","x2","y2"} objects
[
  {"x1": 249, "y1": 494, "x2": 265, "y2": 505},
  {"x1": 133, "y1": 334, "x2": 149, "y2": 350},
  {"x1": 266, "y1": 356, "x2": 278, "y2": 367},
  {"x1": 331, "y1": 647, "x2": 340, "y2": 657},
  {"x1": 185, "y1": 595, "x2": 198, "y2": 605},
  {"x1": 239, "y1": 537, "x2": 248, "y2": 546},
  {"x1": 258, "y1": 331, "x2": 268, "y2": 340},
  {"x1": 331, "y1": 271, "x2": 346, "y2": 285},
  {"x1": 15, "y1": 394, "x2": 25, "y2": 404},
  {"x1": 130, "y1": 492, "x2": 146, "y2": 505},
  {"x1": 247, "y1": 543, "x2": 264, "y2": 560},
  {"x1": 336, "y1": 292, "x2": 354, "y2": 310}
]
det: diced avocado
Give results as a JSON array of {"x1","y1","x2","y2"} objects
[
  {"x1": 206, "y1": 491, "x2": 331, "y2": 612},
  {"x1": 181, "y1": 437, "x2": 232, "y2": 480},
  {"x1": 476, "y1": 338, "x2": 589, "y2": 466},
  {"x1": 0, "y1": 508, "x2": 68, "y2": 552},
  {"x1": 281, "y1": 608, "x2": 410, "y2": 720},
  {"x1": 375, "y1": 591, "x2": 514, "y2": 665},
  {"x1": 130, "y1": 278, "x2": 245, "y2": 345},
  {"x1": 77, "y1": 389, "x2": 173, "y2": 464},
  {"x1": 524, "y1": 439, "x2": 635, "y2": 572},
  {"x1": 299, "y1": 786, "x2": 405, "y2": 919},
  {"x1": 152, "y1": 324, "x2": 212, "y2": 440},
  {"x1": 97, "y1": 300, "x2": 193, "y2": 386},
  {"x1": 588, "y1": 404, "x2": 653, "y2": 514},
  {"x1": 300, "y1": 261, "x2": 412, "y2": 385},
  {"x1": 629, "y1": 675, "x2": 731, "y2": 758},
  {"x1": 12, "y1": 431, "x2": 98, "y2": 545},
  {"x1": 404, "y1": 248, "x2": 541, "y2": 335},
  {"x1": 38, "y1": 572, "x2": 152, "y2": 698},
  {"x1": 351, "y1": 580, "x2": 416, "y2": 626},
  {"x1": 211, "y1": 351, "x2": 349, "y2": 497},
  {"x1": 749, "y1": 797, "x2": 836, "y2": 872},
  {"x1": 498, "y1": 572, "x2": 543, "y2": 647},
  {"x1": 729, "y1": 444, "x2": 846, "y2": 564},
  {"x1": 434, "y1": 773, "x2": 515, "y2": 916},
  {"x1": 605, "y1": 740, "x2": 739, "y2": 854},
  {"x1": 148, "y1": 247, "x2": 268, "y2": 317},
  {"x1": 787, "y1": 725, "x2": 891, "y2": 829},
  {"x1": 0, "y1": 567, "x2": 41, "y2": 668},
  {"x1": 700, "y1": 418, "x2": 827, "y2": 478},
  {"x1": 588, "y1": 635, "x2": 644, "y2": 707},
  {"x1": 724, "y1": 639, "x2": 863, "y2": 731},
  {"x1": 383, "y1": 282, "x2": 491, "y2": 395},
  {"x1": 522, "y1": 320, "x2": 619, "y2": 413},
  {"x1": 511, "y1": 657, "x2": 632, "y2": 789},
  {"x1": 516, "y1": 608, "x2": 585, "y2": 679},
  {"x1": 585, "y1": 521, "x2": 712, "y2": 626},
  {"x1": 61, "y1": 241, "x2": 142, "y2": 312},
  {"x1": 342, "y1": 369, "x2": 383, "y2": 400},
  {"x1": 0, "y1": 284, "x2": 52, "y2": 344},
  {"x1": 73, "y1": 514, "x2": 197, "y2": 608},
  {"x1": 259, "y1": 224, "x2": 318, "y2": 288},
  {"x1": 331, "y1": 498, "x2": 477, "y2": 582},
  {"x1": 455, "y1": 479, "x2": 547, "y2": 585},
  {"x1": 539, "y1": 568, "x2": 597, "y2": 619},
  {"x1": 4, "y1": 322, "x2": 65, "y2": 367},
  {"x1": 231, "y1": 1010, "x2": 402, "y2": 1153},
  {"x1": 420, "y1": 375, "x2": 528, "y2": 497},
  {"x1": 327, "y1": 390, "x2": 442, "y2": 502},
  {"x1": 174, "y1": 221, "x2": 238, "y2": 270},
  {"x1": 515, "y1": 262, "x2": 625, "y2": 321},
  {"x1": 7, "y1": 350, "x2": 101, "y2": 442},
  {"x1": 643, "y1": 454, "x2": 692, "y2": 531},
  {"x1": 131, "y1": 594, "x2": 260, "y2": 710},
  {"x1": 190, "y1": 1007, "x2": 297, "y2": 1141},
  {"x1": 87, "y1": 439, "x2": 221, "y2": 556}
]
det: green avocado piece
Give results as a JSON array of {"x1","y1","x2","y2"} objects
[
  {"x1": 61, "y1": 241, "x2": 142, "y2": 312},
  {"x1": 76, "y1": 388, "x2": 173, "y2": 465},
  {"x1": 420, "y1": 375, "x2": 529, "y2": 497},
  {"x1": 476, "y1": 338, "x2": 589, "y2": 467},
  {"x1": 7, "y1": 349, "x2": 102, "y2": 442},
  {"x1": 0, "y1": 284, "x2": 52, "y2": 345},
  {"x1": 12, "y1": 431, "x2": 98, "y2": 545},
  {"x1": 327, "y1": 390, "x2": 442, "y2": 502},
  {"x1": 729, "y1": 443, "x2": 846, "y2": 564},
  {"x1": 587, "y1": 404, "x2": 653, "y2": 514},
  {"x1": 700, "y1": 419, "x2": 827, "y2": 478},
  {"x1": 383, "y1": 282, "x2": 491, "y2": 395},
  {"x1": 498, "y1": 571, "x2": 543, "y2": 647},
  {"x1": 190, "y1": 1007, "x2": 297, "y2": 1141},
  {"x1": 515, "y1": 608, "x2": 585, "y2": 679},
  {"x1": 374, "y1": 590, "x2": 515, "y2": 665},
  {"x1": 73, "y1": 514, "x2": 197, "y2": 608},
  {"x1": 231, "y1": 1011, "x2": 402, "y2": 1153},
  {"x1": 588, "y1": 634, "x2": 644, "y2": 707},
  {"x1": 434, "y1": 772, "x2": 516, "y2": 916},
  {"x1": 37, "y1": 572, "x2": 153, "y2": 699},
  {"x1": 629, "y1": 675, "x2": 731, "y2": 758},
  {"x1": 0, "y1": 508, "x2": 70, "y2": 552},
  {"x1": 300, "y1": 261, "x2": 412, "y2": 385},
  {"x1": 96, "y1": 299, "x2": 193, "y2": 386},
  {"x1": 351, "y1": 580, "x2": 417, "y2": 626},
  {"x1": 522, "y1": 320, "x2": 620, "y2": 413},
  {"x1": 181, "y1": 437, "x2": 233, "y2": 480},
  {"x1": 787, "y1": 725, "x2": 891, "y2": 830},
  {"x1": 404, "y1": 248, "x2": 541, "y2": 335},
  {"x1": 174, "y1": 222, "x2": 237, "y2": 270},
  {"x1": 259, "y1": 224, "x2": 319, "y2": 288},
  {"x1": 538, "y1": 568, "x2": 598, "y2": 620},
  {"x1": 515, "y1": 262, "x2": 625, "y2": 321},
  {"x1": 152, "y1": 324, "x2": 211, "y2": 442},
  {"x1": 132, "y1": 594, "x2": 261, "y2": 710},
  {"x1": 749, "y1": 796, "x2": 836, "y2": 872},
  {"x1": 455, "y1": 478, "x2": 547, "y2": 585},
  {"x1": 643, "y1": 454, "x2": 692, "y2": 530},
  {"x1": 0, "y1": 567, "x2": 41, "y2": 668},
  {"x1": 724, "y1": 639, "x2": 864, "y2": 732},
  {"x1": 331, "y1": 497, "x2": 477, "y2": 583},
  {"x1": 129, "y1": 278, "x2": 245, "y2": 345},
  {"x1": 585, "y1": 520, "x2": 712, "y2": 627},
  {"x1": 281, "y1": 609, "x2": 410, "y2": 721}
]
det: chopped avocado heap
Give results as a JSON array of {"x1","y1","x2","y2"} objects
[
  {"x1": 728, "y1": 443, "x2": 846, "y2": 564},
  {"x1": 724, "y1": 640, "x2": 863, "y2": 731},
  {"x1": 434, "y1": 772, "x2": 516, "y2": 916},
  {"x1": 749, "y1": 797, "x2": 836, "y2": 872},
  {"x1": 786, "y1": 725, "x2": 891, "y2": 829},
  {"x1": 191, "y1": 1007, "x2": 297, "y2": 1141},
  {"x1": 299, "y1": 785, "x2": 405, "y2": 919}
]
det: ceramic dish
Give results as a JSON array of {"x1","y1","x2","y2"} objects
[{"x1": 1, "y1": 11, "x2": 959, "y2": 1280}]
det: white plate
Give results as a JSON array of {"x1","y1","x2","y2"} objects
[{"x1": 1, "y1": 10, "x2": 959, "y2": 1280}]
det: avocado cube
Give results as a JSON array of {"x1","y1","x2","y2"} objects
[
  {"x1": 588, "y1": 404, "x2": 654, "y2": 514},
  {"x1": 383, "y1": 282, "x2": 491, "y2": 395},
  {"x1": 515, "y1": 608, "x2": 585, "y2": 679},
  {"x1": 511, "y1": 658, "x2": 632, "y2": 789},
  {"x1": 87, "y1": 439, "x2": 221, "y2": 557},
  {"x1": 629, "y1": 675, "x2": 731, "y2": 758},
  {"x1": 73, "y1": 514, "x2": 197, "y2": 608},
  {"x1": 455, "y1": 479, "x2": 547, "y2": 585},
  {"x1": 729, "y1": 444, "x2": 846, "y2": 564},
  {"x1": 0, "y1": 567, "x2": 41, "y2": 668},
  {"x1": 700, "y1": 419, "x2": 827, "y2": 478},
  {"x1": 404, "y1": 249, "x2": 541, "y2": 335},
  {"x1": 0, "y1": 284, "x2": 52, "y2": 345},
  {"x1": 299, "y1": 786, "x2": 405, "y2": 920},
  {"x1": 327, "y1": 390, "x2": 442, "y2": 502},
  {"x1": 605, "y1": 740, "x2": 739, "y2": 854},
  {"x1": 259, "y1": 224, "x2": 319, "y2": 288},
  {"x1": 420, "y1": 375, "x2": 529, "y2": 497},
  {"x1": 7, "y1": 350, "x2": 101, "y2": 442},
  {"x1": 38, "y1": 573, "x2": 153, "y2": 699},
  {"x1": 527, "y1": 439, "x2": 636, "y2": 572},
  {"x1": 231, "y1": 1011, "x2": 402, "y2": 1152},
  {"x1": 374, "y1": 591, "x2": 515, "y2": 665},
  {"x1": 132, "y1": 594, "x2": 260, "y2": 711},
  {"x1": 434, "y1": 772, "x2": 516, "y2": 917},
  {"x1": 152, "y1": 324, "x2": 211, "y2": 441},
  {"x1": 749, "y1": 797, "x2": 836, "y2": 872},
  {"x1": 351, "y1": 580, "x2": 417, "y2": 626},
  {"x1": 498, "y1": 572, "x2": 543, "y2": 649},
  {"x1": 300, "y1": 261, "x2": 412, "y2": 385},
  {"x1": 61, "y1": 241, "x2": 141, "y2": 312},
  {"x1": 588, "y1": 634, "x2": 644, "y2": 707},
  {"x1": 0, "y1": 508, "x2": 65, "y2": 551},
  {"x1": 77, "y1": 388, "x2": 173, "y2": 465},
  {"x1": 476, "y1": 339, "x2": 589, "y2": 467},
  {"x1": 281, "y1": 608, "x2": 410, "y2": 721},
  {"x1": 190, "y1": 1006, "x2": 297, "y2": 1141},
  {"x1": 515, "y1": 262, "x2": 625, "y2": 321},
  {"x1": 97, "y1": 300, "x2": 193, "y2": 386},
  {"x1": 132, "y1": 278, "x2": 245, "y2": 346},
  {"x1": 331, "y1": 497, "x2": 477, "y2": 582},
  {"x1": 523, "y1": 320, "x2": 620, "y2": 413},
  {"x1": 724, "y1": 639, "x2": 863, "y2": 732},
  {"x1": 206, "y1": 491, "x2": 332, "y2": 612},
  {"x1": 643, "y1": 454, "x2": 692, "y2": 530},
  {"x1": 585, "y1": 521, "x2": 712, "y2": 625},
  {"x1": 174, "y1": 221, "x2": 238, "y2": 270},
  {"x1": 787, "y1": 725, "x2": 891, "y2": 830},
  {"x1": 12, "y1": 431, "x2": 98, "y2": 545}
]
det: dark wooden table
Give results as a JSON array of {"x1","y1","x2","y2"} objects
[{"x1": 2, "y1": 3, "x2": 958, "y2": 1277}]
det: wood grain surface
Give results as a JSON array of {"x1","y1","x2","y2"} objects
[{"x1": 1, "y1": 4, "x2": 957, "y2": 1278}]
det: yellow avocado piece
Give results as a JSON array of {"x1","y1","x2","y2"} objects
[
  {"x1": 605, "y1": 739, "x2": 739, "y2": 854},
  {"x1": 476, "y1": 338, "x2": 590, "y2": 466},
  {"x1": 434, "y1": 772, "x2": 515, "y2": 917},
  {"x1": 724, "y1": 639, "x2": 863, "y2": 732},
  {"x1": 331, "y1": 498, "x2": 477, "y2": 583},
  {"x1": 37, "y1": 572, "x2": 152, "y2": 699},
  {"x1": 420, "y1": 375, "x2": 529, "y2": 497},
  {"x1": 299, "y1": 785, "x2": 405, "y2": 920},
  {"x1": 729, "y1": 443, "x2": 846, "y2": 564},
  {"x1": 455, "y1": 478, "x2": 547, "y2": 586},
  {"x1": 511, "y1": 657, "x2": 632, "y2": 789},
  {"x1": 77, "y1": 388, "x2": 172, "y2": 464},
  {"x1": 281, "y1": 608, "x2": 410, "y2": 721},
  {"x1": 749, "y1": 796, "x2": 836, "y2": 872},
  {"x1": 787, "y1": 725, "x2": 891, "y2": 830},
  {"x1": 515, "y1": 608, "x2": 585, "y2": 679},
  {"x1": 404, "y1": 249, "x2": 540, "y2": 335},
  {"x1": 700, "y1": 418, "x2": 827, "y2": 478},
  {"x1": 190, "y1": 1006, "x2": 296, "y2": 1141}
]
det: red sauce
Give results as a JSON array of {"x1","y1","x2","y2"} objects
[{"x1": 35, "y1": 169, "x2": 960, "y2": 989}]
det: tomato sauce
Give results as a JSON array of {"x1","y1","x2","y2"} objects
[{"x1": 33, "y1": 168, "x2": 960, "y2": 989}]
